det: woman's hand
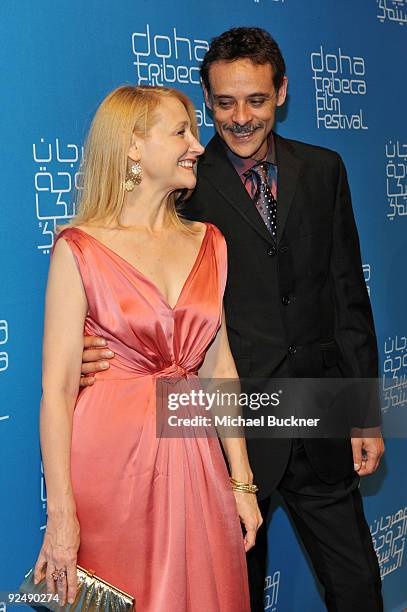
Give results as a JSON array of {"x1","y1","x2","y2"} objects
[
  {"x1": 34, "y1": 511, "x2": 80, "y2": 606},
  {"x1": 233, "y1": 491, "x2": 263, "y2": 552}
]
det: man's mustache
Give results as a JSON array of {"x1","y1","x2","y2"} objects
[{"x1": 222, "y1": 122, "x2": 264, "y2": 135}]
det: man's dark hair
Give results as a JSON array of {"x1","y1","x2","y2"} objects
[{"x1": 200, "y1": 27, "x2": 286, "y2": 95}]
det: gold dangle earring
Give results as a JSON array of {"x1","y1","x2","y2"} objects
[{"x1": 124, "y1": 162, "x2": 142, "y2": 191}]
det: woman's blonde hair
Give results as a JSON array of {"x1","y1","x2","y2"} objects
[{"x1": 65, "y1": 85, "x2": 199, "y2": 231}]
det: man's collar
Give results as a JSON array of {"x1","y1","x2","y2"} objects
[{"x1": 224, "y1": 132, "x2": 277, "y2": 177}]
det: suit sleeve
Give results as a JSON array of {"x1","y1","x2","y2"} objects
[
  {"x1": 329, "y1": 155, "x2": 380, "y2": 426},
  {"x1": 213, "y1": 227, "x2": 228, "y2": 299}
]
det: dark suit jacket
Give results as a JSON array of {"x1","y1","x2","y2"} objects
[{"x1": 184, "y1": 132, "x2": 379, "y2": 499}]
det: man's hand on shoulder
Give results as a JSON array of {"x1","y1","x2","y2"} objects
[
  {"x1": 80, "y1": 336, "x2": 114, "y2": 387},
  {"x1": 351, "y1": 427, "x2": 385, "y2": 477}
]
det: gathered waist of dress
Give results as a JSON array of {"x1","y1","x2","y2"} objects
[{"x1": 91, "y1": 360, "x2": 198, "y2": 382}]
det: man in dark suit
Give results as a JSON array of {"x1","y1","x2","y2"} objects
[
  {"x1": 81, "y1": 27, "x2": 384, "y2": 611},
  {"x1": 189, "y1": 27, "x2": 384, "y2": 611}
]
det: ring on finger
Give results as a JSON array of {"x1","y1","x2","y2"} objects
[{"x1": 51, "y1": 568, "x2": 67, "y2": 582}]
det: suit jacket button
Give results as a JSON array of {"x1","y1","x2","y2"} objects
[
  {"x1": 267, "y1": 246, "x2": 277, "y2": 256},
  {"x1": 282, "y1": 295, "x2": 291, "y2": 305},
  {"x1": 288, "y1": 345, "x2": 297, "y2": 355}
]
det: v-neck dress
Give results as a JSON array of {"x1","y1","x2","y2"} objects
[{"x1": 54, "y1": 225, "x2": 250, "y2": 612}]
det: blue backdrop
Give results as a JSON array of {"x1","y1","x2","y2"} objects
[{"x1": 1, "y1": 1, "x2": 406, "y2": 610}]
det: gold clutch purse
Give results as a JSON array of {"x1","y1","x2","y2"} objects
[{"x1": 19, "y1": 565, "x2": 135, "y2": 611}]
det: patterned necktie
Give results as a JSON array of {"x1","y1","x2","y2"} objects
[{"x1": 251, "y1": 162, "x2": 277, "y2": 240}]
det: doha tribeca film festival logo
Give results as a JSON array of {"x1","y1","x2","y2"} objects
[
  {"x1": 264, "y1": 570, "x2": 280, "y2": 611},
  {"x1": 0, "y1": 319, "x2": 9, "y2": 423},
  {"x1": 131, "y1": 24, "x2": 212, "y2": 127},
  {"x1": 0, "y1": 319, "x2": 8, "y2": 374},
  {"x1": 377, "y1": 0, "x2": 407, "y2": 25},
  {"x1": 383, "y1": 334, "x2": 407, "y2": 413},
  {"x1": 370, "y1": 506, "x2": 407, "y2": 578},
  {"x1": 131, "y1": 24, "x2": 208, "y2": 87},
  {"x1": 32, "y1": 138, "x2": 84, "y2": 253},
  {"x1": 311, "y1": 46, "x2": 368, "y2": 130},
  {"x1": 385, "y1": 139, "x2": 407, "y2": 221}
]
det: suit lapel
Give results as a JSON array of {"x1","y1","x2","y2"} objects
[
  {"x1": 274, "y1": 133, "x2": 303, "y2": 243},
  {"x1": 198, "y1": 135, "x2": 273, "y2": 244},
  {"x1": 198, "y1": 133, "x2": 303, "y2": 245}
]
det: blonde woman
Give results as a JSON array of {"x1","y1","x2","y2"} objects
[{"x1": 33, "y1": 85, "x2": 262, "y2": 611}]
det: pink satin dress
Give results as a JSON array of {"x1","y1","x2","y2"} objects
[{"x1": 55, "y1": 224, "x2": 250, "y2": 612}]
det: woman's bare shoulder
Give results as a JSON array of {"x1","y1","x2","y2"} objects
[
  {"x1": 74, "y1": 223, "x2": 98, "y2": 237},
  {"x1": 181, "y1": 219, "x2": 207, "y2": 236}
]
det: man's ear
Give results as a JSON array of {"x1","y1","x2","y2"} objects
[
  {"x1": 201, "y1": 79, "x2": 213, "y2": 110},
  {"x1": 276, "y1": 76, "x2": 288, "y2": 107}
]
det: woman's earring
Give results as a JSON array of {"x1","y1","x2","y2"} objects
[{"x1": 125, "y1": 162, "x2": 142, "y2": 191}]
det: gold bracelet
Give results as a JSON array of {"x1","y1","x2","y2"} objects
[{"x1": 230, "y1": 477, "x2": 259, "y2": 494}]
